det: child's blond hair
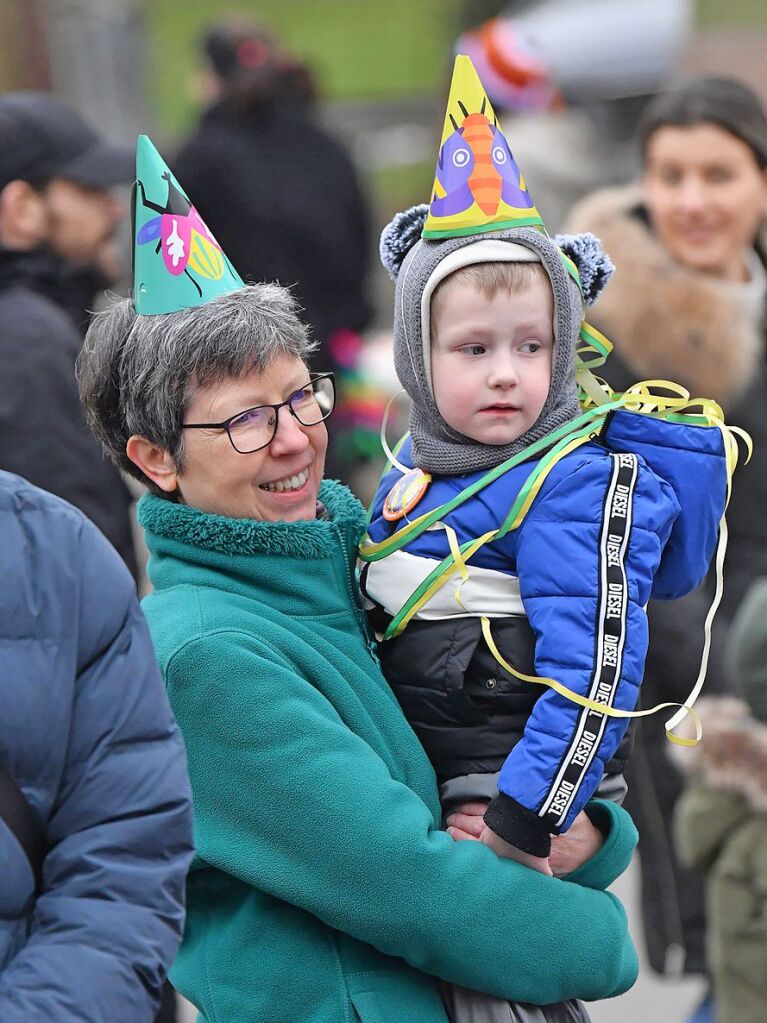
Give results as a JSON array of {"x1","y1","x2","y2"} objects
[{"x1": 430, "y1": 262, "x2": 552, "y2": 340}]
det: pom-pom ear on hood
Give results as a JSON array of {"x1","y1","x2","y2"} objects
[
  {"x1": 379, "y1": 204, "x2": 429, "y2": 280},
  {"x1": 554, "y1": 232, "x2": 615, "y2": 306}
]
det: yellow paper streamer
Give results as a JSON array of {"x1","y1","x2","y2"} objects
[
  {"x1": 480, "y1": 617, "x2": 703, "y2": 746},
  {"x1": 368, "y1": 370, "x2": 751, "y2": 748}
]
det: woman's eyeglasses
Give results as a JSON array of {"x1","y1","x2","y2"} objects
[{"x1": 182, "y1": 373, "x2": 335, "y2": 454}]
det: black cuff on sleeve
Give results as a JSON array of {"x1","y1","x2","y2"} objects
[{"x1": 484, "y1": 792, "x2": 551, "y2": 857}]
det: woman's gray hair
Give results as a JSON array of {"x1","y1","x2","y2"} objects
[{"x1": 77, "y1": 283, "x2": 316, "y2": 495}]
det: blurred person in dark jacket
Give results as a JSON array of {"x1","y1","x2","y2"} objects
[
  {"x1": 672, "y1": 575, "x2": 767, "y2": 1023},
  {"x1": 0, "y1": 92, "x2": 137, "y2": 575},
  {"x1": 0, "y1": 469, "x2": 193, "y2": 1022},
  {"x1": 174, "y1": 19, "x2": 373, "y2": 479},
  {"x1": 565, "y1": 76, "x2": 767, "y2": 1019}
]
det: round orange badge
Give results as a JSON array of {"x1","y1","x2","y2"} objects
[{"x1": 383, "y1": 468, "x2": 432, "y2": 522}]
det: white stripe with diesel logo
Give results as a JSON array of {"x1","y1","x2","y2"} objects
[{"x1": 539, "y1": 452, "x2": 638, "y2": 828}]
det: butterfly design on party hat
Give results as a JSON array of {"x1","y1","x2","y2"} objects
[
  {"x1": 132, "y1": 134, "x2": 244, "y2": 314},
  {"x1": 422, "y1": 54, "x2": 545, "y2": 239}
]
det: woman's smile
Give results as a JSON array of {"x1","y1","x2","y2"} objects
[
  {"x1": 166, "y1": 355, "x2": 329, "y2": 522},
  {"x1": 258, "y1": 466, "x2": 311, "y2": 494}
]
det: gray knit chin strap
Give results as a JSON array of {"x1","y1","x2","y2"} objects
[{"x1": 409, "y1": 391, "x2": 582, "y2": 475}]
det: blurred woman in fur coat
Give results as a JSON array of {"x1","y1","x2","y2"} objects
[{"x1": 565, "y1": 75, "x2": 767, "y2": 986}]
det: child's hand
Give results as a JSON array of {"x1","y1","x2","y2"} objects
[
  {"x1": 479, "y1": 825, "x2": 553, "y2": 875},
  {"x1": 445, "y1": 801, "x2": 488, "y2": 841},
  {"x1": 446, "y1": 806, "x2": 554, "y2": 874}
]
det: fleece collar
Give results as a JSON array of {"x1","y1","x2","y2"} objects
[{"x1": 137, "y1": 478, "x2": 366, "y2": 560}]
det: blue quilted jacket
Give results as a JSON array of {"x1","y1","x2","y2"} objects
[
  {"x1": 0, "y1": 473, "x2": 193, "y2": 1021},
  {"x1": 364, "y1": 410, "x2": 727, "y2": 854}
]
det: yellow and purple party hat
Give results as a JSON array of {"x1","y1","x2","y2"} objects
[
  {"x1": 133, "y1": 135, "x2": 244, "y2": 315},
  {"x1": 422, "y1": 54, "x2": 545, "y2": 239}
]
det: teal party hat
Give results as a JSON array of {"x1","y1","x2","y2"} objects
[{"x1": 133, "y1": 134, "x2": 245, "y2": 314}]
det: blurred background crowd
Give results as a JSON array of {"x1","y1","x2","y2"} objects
[{"x1": 1, "y1": 1, "x2": 767, "y2": 1022}]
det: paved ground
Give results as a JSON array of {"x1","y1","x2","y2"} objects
[
  {"x1": 178, "y1": 996, "x2": 195, "y2": 1022},
  {"x1": 587, "y1": 856, "x2": 704, "y2": 1023},
  {"x1": 177, "y1": 854, "x2": 705, "y2": 1022}
]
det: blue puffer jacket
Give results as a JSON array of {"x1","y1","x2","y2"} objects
[
  {"x1": 0, "y1": 473, "x2": 193, "y2": 1022},
  {"x1": 364, "y1": 410, "x2": 727, "y2": 855}
]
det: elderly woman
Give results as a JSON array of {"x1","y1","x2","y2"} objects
[
  {"x1": 78, "y1": 282, "x2": 639, "y2": 1023},
  {"x1": 565, "y1": 75, "x2": 767, "y2": 1013}
]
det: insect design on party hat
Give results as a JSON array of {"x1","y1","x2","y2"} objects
[
  {"x1": 422, "y1": 53, "x2": 545, "y2": 239},
  {"x1": 132, "y1": 135, "x2": 244, "y2": 315}
]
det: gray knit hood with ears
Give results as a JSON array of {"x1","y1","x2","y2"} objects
[{"x1": 380, "y1": 205, "x2": 614, "y2": 475}]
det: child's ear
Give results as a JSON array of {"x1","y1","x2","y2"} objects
[
  {"x1": 554, "y1": 232, "x2": 615, "y2": 306},
  {"x1": 379, "y1": 205, "x2": 429, "y2": 280}
]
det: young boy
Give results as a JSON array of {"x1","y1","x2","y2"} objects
[{"x1": 360, "y1": 56, "x2": 729, "y2": 1022}]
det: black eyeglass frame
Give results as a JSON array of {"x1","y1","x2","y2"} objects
[{"x1": 181, "y1": 372, "x2": 335, "y2": 454}]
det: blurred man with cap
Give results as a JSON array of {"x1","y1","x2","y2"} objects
[{"x1": 0, "y1": 91, "x2": 137, "y2": 575}]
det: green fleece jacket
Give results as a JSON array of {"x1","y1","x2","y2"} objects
[{"x1": 138, "y1": 480, "x2": 638, "y2": 1023}]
